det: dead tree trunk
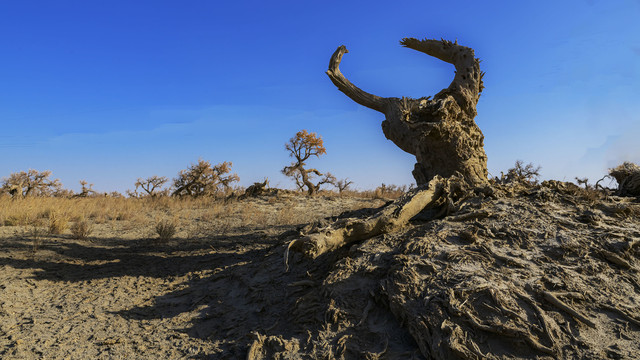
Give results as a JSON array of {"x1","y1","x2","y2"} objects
[
  {"x1": 288, "y1": 38, "x2": 489, "y2": 260},
  {"x1": 326, "y1": 38, "x2": 488, "y2": 186}
]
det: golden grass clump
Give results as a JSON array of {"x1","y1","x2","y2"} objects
[
  {"x1": 70, "y1": 218, "x2": 93, "y2": 240},
  {"x1": 48, "y1": 211, "x2": 69, "y2": 235}
]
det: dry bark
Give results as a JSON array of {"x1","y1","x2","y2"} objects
[
  {"x1": 609, "y1": 162, "x2": 640, "y2": 196},
  {"x1": 326, "y1": 38, "x2": 488, "y2": 186},
  {"x1": 240, "y1": 179, "x2": 269, "y2": 199},
  {"x1": 289, "y1": 176, "x2": 446, "y2": 258}
]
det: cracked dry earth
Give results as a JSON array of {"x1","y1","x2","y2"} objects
[{"x1": 2, "y1": 184, "x2": 640, "y2": 359}]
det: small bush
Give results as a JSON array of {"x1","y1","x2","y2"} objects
[
  {"x1": 4, "y1": 216, "x2": 20, "y2": 226},
  {"x1": 70, "y1": 218, "x2": 93, "y2": 240},
  {"x1": 155, "y1": 218, "x2": 177, "y2": 241},
  {"x1": 48, "y1": 212, "x2": 68, "y2": 235}
]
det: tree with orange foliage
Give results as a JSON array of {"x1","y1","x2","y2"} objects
[{"x1": 282, "y1": 130, "x2": 335, "y2": 195}]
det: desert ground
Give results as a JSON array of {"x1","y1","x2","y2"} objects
[{"x1": 1, "y1": 181, "x2": 640, "y2": 359}]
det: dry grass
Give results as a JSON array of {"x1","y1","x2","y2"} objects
[
  {"x1": 16, "y1": 223, "x2": 47, "y2": 253},
  {"x1": 48, "y1": 211, "x2": 69, "y2": 235},
  {"x1": 0, "y1": 193, "x2": 382, "y2": 244},
  {"x1": 155, "y1": 218, "x2": 178, "y2": 241}
]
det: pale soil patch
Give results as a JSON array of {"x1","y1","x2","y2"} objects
[
  {"x1": 0, "y1": 194, "x2": 384, "y2": 359},
  {"x1": 1, "y1": 187, "x2": 640, "y2": 359}
]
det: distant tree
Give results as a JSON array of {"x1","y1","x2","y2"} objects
[
  {"x1": 575, "y1": 177, "x2": 591, "y2": 189},
  {"x1": 374, "y1": 183, "x2": 407, "y2": 199},
  {"x1": 1, "y1": 169, "x2": 62, "y2": 197},
  {"x1": 282, "y1": 130, "x2": 336, "y2": 195},
  {"x1": 499, "y1": 160, "x2": 541, "y2": 184},
  {"x1": 172, "y1": 159, "x2": 239, "y2": 197},
  {"x1": 334, "y1": 178, "x2": 353, "y2": 193},
  {"x1": 75, "y1": 180, "x2": 97, "y2": 197},
  {"x1": 133, "y1": 176, "x2": 168, "y2": 198}
]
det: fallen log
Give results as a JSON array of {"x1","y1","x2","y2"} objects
[{"x1": 289, "y1": 176, "x2": 446, "y2": 258}]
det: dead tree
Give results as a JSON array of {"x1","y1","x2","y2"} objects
[
  {"x1": 289, "y1": 37, "x2": 490, "y2": 259},
  {"x1": 74, "y1": 180, "x2": 96, "y2": 197},
  {"x1": 134, "y1": 176, "x2": 169, "y2": 197},
  {"x1": 326, "y1": 38, "x2": 488, "y2": 186},
  {"x1": 240, "y1": 179, "x2": 269, "y2": 199},
  {"x1": 334, "y1": 178, "x2": 353, "y2": 193}
]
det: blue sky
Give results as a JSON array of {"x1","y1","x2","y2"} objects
[{"x1": 1, "y1": 0, "x2": 639, "y2": 192}]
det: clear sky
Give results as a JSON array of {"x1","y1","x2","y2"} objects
[{"x1": 2, "y1": 0, "x2": 639, "y2": 193}]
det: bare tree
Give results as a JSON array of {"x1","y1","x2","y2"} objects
[
  {"x1": 334, "y1": 178, "x2": 353, "y2": 193},
  {"x1": 74, "y1": 180, "x2": 97, "y2": 197},
  {"x1": 172, "y1": 159, "x2": 239, "y2": 197},
  {"x1": 498, "y1": 160, "x2": 541, "y2": 185},
  {"x1": 282, "y1": 130, "x2": 336, "y2": 195},
  {"x1": 2, "y1": 169, "x2": 62, "y2": 197},
  {"x1": 133, "y1": 176, "x2": 169, "y2": 197},
  {"x1": 326, "y1": 38, "x2": 488, "y2": 186}
]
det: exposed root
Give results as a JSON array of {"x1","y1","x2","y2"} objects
[
  {"x1": 601, "y1": 304, "x2": 640, "y2": 327},
  {"x1": 514, "y1": 290, "x2": 559, "y2": 353},
  {"x1": 284, "y1": 239, "x2": 296, "y2": 272},
  {"x1": 462, "y1": 309, "x2": 555, "y2": 355},
  {"x1": 447, "y1": 210, "x2": 491, "y2": 222},
  {"x1": 289, "y1": 176, "x2": 447, "y2": 258},
  {"x1": 542, "y1": 291, "x2": 596, "y2": 328},
  {"x1": 599, "y1": 249, "x2": 633, "y2": 269},
  {"x1": 357, "y1": 299, "x2": 374, "y2": 327}
]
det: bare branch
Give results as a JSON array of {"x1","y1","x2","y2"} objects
[
  {"x1": 326, "y1": 45, "x2": 387, "y2": 113},
  {"x1": 400, "y1": 37, "x2": 485, "y2": 97}
]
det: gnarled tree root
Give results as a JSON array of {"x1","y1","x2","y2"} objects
[{"x1": 289, "y1": 176, "x2": 446, "y2": 259}]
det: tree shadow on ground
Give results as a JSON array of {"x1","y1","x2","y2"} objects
[
  {"x1": 0, "y1": 233, "x2": 273, "y2": 282},
  {"x1": 0, "y1": 213, "x2": 421, "y2": 359}
]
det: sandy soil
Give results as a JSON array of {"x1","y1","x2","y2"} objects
[{"x1": 1, "y1": 185, "x2": 640, "y2": 359}]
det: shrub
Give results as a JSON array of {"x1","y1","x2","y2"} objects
[
  {"x1": 498, "y1": 160, "x2": 541, "y2": 185},
  {"x1": 155, "y1": 218, "x2": 178, "y2": 241},
  {"x1": 70, "y1": 218, "x2": 93, "y2": 240},
  {"x1": 20, "y1": 224, "x2": 47, "y2": 253},
  {"x1": 48, "y1": 212, "x2": 68, "y2": 235}
]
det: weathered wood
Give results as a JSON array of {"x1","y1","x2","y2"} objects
[
  {"x1": 542, "y1": 291, "x2": 596, "y2": 328},
  {"x1": 290, "y1": 177, "x2": 445, "y2": 258},
  {"x1": 326, "y1": 38, "x2": 488, "y2": 186},
  {"x1": 609, "y1": 162, "x2": 640, "y2": 196}
]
